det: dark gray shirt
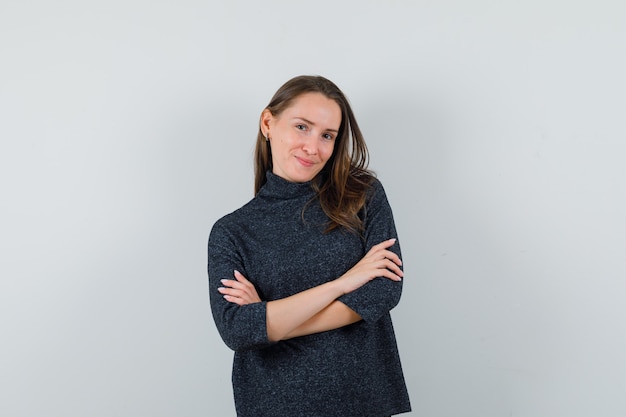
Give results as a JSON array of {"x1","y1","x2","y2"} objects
[{"x1": 208, "y1": 171, "x2": 411, "y2": 417}]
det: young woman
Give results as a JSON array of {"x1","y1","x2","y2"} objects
[{"x1": 208, "y1": 75, "x2": 411, "y2": 416}]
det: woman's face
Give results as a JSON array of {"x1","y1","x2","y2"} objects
[{"x1": 262, "y1": 92, "x2": 341, "y2": 183}]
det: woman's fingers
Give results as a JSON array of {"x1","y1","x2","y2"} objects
[
  {"x1": 380, "y1": 258, "x2": 403, "y2": 279},
  {"x1": 370, "y1": 238, "x2": 397, "y2": 252},
  {"x1": 364, "y1": 243, "x2": 403, "y2": 274},
  {"x1": 336, "y1": 239, "x2": 405, "y2": 293},
  {"x1": 234, "y1": 269, "x2": 251, "y2": 283},
  {"x1": 364, "y1": 258, "x2": 402, "y2": 281},
  {"x1": 378, "y1": 249, "x2": 402, "y2": 266},
  {"x1": 219, "y1": 270, "x2": 262, "y2": 305},
  {"x1": 218, "y1": 285, "x2": 256, "y2": 305},
  {"x1": 367, "y1": 240, "x2": 402, "y2": 263},
  {"x1": 218, "y1": 288, "x2": 246, "y2": 306},
  {"x1": 381, "y1": 260, "x2": 403, "y2": 280},
  {"x1": 221, "y1": 271, "x2": 252, "y2": 291}
]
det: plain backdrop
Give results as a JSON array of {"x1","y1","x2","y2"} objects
[{"x1": 1, "y1": 1, "x2": 625, "y2": 416}]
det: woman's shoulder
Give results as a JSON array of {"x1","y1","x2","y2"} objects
[
  {"x1": 209, "y1": 197, "x2": 259, "y2": 236},
  {"x1": 361, "y1": 173, "x2": 386, "y2": 200},
  {"x1": 345, "y1": 168, "x2": 389, "y2": 209},
  {"x1": 348, "y1": 167, "x2": 381, "y2": 193},
  {"x1": 361, "y1": 174, "x2": 396, "y2": 214}
]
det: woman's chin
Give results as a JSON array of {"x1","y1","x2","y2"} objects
[{"x1": 276, "y1": 167, "x2": 320, "y2": 183}]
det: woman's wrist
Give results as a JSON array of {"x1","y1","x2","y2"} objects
[{"x1": 330, "y1": 275, "x2": 350, "y2": 296}]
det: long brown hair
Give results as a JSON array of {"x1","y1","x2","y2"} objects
[{"x1": 254, "y1": 75, "x2": 375, "y2": 234}]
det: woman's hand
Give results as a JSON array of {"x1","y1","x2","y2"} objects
[
  {"x1": 334, "y1": 238, "x2": 403, "y2": 295},
  {"x1": 218, "y1": 270, "x2": 262, "y2": 306}
]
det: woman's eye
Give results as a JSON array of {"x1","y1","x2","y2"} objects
[
  {"x1": 322, "y1": 133, "x2": 334, "y2": 141},
  {"x1": 296, "y1": 124, "x2": 306, "y2": 131}
]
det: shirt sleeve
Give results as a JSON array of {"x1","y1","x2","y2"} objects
[
  {"x1": 207, "y1": 220, "x2": 272, "y2": 351},
  {"x1": 338, "y1": 179, "x2": 404, "y2": 323}
]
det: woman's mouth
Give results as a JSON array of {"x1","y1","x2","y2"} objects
[{"x1": 295, "y1": 156, "x2": 315, "y2": 168}]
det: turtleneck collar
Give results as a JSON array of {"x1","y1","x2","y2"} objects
[{"x1": 257, "y1": 171, "x2": 317, "y2": 200}]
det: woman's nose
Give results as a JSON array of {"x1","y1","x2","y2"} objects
[{"x1": 301, "y1": 136, "x2": 318, "y2": 155}]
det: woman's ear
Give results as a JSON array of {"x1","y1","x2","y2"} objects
[{"x1": 260, "y1": 109, "x2": 272, "y2": 137}]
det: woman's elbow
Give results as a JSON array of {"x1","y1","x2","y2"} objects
[
  {"x1": 212, "y1": 302, "x2": 271, "y2": 351},
  {"x1": 218, "y1": 329, "x2": 270, "y2": 352}
]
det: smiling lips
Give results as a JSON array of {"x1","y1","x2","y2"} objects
[{"x1": 295, "y1": 156, "x2": 315, "y2": 168}]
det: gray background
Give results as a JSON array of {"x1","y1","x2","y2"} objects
[{"x1": 1, "y1": 1, "x2": 625, "y2": 416}]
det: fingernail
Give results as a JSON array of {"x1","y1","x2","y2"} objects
[
  {"x1": 234, "y1": 270, "x2": 240, "y2": 275},
  {"x1": 217, "y1": 287, "x2": 225, "y2": 292},
  {"x1": 220, "y1": 279, "x2": 227, "y2": 284}
]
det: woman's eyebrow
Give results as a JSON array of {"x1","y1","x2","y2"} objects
[{"x1": 293, "y1": 117, "x2": 339, "y2": 133}]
